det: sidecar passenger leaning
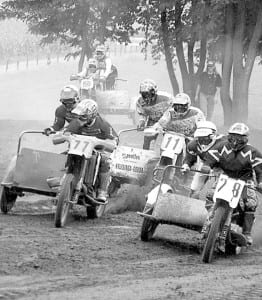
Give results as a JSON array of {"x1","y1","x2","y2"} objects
[
  {"x1": 136, "y1": 79, "x2": 173, "y2": 149},
  {"x1": 65, "y1": 99, "x2": 118, "y2": 202}
]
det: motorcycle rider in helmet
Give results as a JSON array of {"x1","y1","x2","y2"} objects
[
  {"x1": 95, "y1": 45, "x2": 117, "y2": 90},
  {"x1": 65, "y1": 99, "x2": 118, "y2": 202},
  {"x1": 201, "y1": 122, "x2": 262, "y2": 246},
  {"x1": 43, "y1": 85, "x2": 79, "y2": 135},
  {"x1": 136, "y1": 79, "x2": 173, "y2": 149},
  {"x1": 181, "y1": 121, "x2": 226, "y2": 198},
  {"x1": 152, "y1": 92, "x2": 205, "y2": 137}
]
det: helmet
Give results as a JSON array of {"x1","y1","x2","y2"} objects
[
  {"x1": 72, "y1": 98, "x2": 98, "y2": 124},
  {"x1": 171, "y1": 93, "x2": 191, "y2": 116},
  {"x1": 60, "y1": 85, "x2": 79, "y2": 110},
  {"x1": 95, "y1": 45, "x2": 106, "y2": 60},
  {"x1": 207, "y1": 60, "x2": 215, "y2": 73},
  {"x1": 194, "y1": 121, "x2": 217, "y2": 151},
  {"x1": 88, "y1": 58, "x2": 97, "y2": 69},
  {"x1": 227, "y1": 123, "x2": 249, "y2": 151},
  {"x1": 139, "y1": 79, "x2": 158, "y2": 105}
]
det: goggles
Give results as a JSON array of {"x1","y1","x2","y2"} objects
[
  {"x1": 173, "y1": 104, "x2": 188, "y2": 113},
  {"x1": 61, "y1": 98, "x2": 76, "y2": 105},
  {"x1": 197, "y1": 136, "x2": 213, "y2": 145}
]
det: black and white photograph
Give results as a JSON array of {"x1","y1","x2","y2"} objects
[{"x1": 0, "y1": 0, "x2": 262, "y2": 299}]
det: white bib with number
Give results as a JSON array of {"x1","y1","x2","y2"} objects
[
  {"x1": 69, "y1": 136, "x2": 93, "y2": 158},
  {"x1": 213, "y1": 174, "x2": 245, "y2": 208},
  {"x1": 161, "y1": 133, "x2": 185, "y2": 154}
]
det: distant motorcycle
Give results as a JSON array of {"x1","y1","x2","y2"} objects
[
  {"x1": 51, "y1": 133, "x2": 115, "y2": 228},
  {"x1": 70, "y1": 73, "x2": 104, "y2": 100},
  {"x1": 202, "y1": 173, "x2": 259, "y2": 263}
]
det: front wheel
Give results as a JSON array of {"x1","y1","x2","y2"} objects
[
  {"x1": 86, "y1": 204, "x2": 106, "y2": 219},
  {"x1": 54, "y1": 174, "x2": 75, "y2": 228},
  {"x1": 202, "y1": 206, "x2": 226, "y2": 263},
  {"x1": 0, "y1": 186, "x2": 17, "y2": 214}
]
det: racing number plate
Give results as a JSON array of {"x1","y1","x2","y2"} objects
[
  {"x1": 69, "y1": 138, "x2": 92, "y2": 157},
  {"x1": 161, "y1": 133, "x2": 185, "y2": 154},
  {"x1": 213, "y1": 174, "x2": 245, "y2": 208},
  {"x1": 81, "y1": 79, "x2": 93, "y2": 89}
]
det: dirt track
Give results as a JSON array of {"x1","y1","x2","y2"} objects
[{"x1": 0, "y1": 184, "x2": 262, "y2": 300}]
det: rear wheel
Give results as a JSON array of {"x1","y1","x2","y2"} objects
[
  {"x1": 141, "y1": 208, "x2": 158, "y2": 241},
  {"x1": 54, "y1": 174, "x2": 75, "y2": 228},
  {"x1": 86, "y1": 204, "x2": 106, "y2": 219},
  {"x1": 0, "y1": 186, "x2": 17, "y2": 214},
  {"x1": 202, "y1": 206, "x2": 226, "y2": 263}
]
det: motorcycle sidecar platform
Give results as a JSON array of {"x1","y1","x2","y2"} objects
[
  {"x1": 10, "y1": 147, "x2": 66, "y2": 196},
  {"x1": 139, "y1": 193, "x2": 208, "y2": 232}
]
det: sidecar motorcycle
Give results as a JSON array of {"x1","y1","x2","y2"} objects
[
  {"x1": 0, "y1": 130, "x2": 67, "y2": 214},
  {"x1": 51, "y1": 133, "x2": 116, "y2": 227},
  {"x1": 201, "y1": 173, "x2": 259, "y2": 263},
  {"x1": 108, "y1": 128, "x2": 159, "y2": 197}
]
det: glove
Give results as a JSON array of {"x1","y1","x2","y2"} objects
[
  {"x1": 181, "y1": 164, "x2": 190, "y2": 174},
  {"x1": 43, "y1": 127, "x2": 53, "y2": 136},
  {"x1": 137, "y1": 119, "x2": 146, "y2": 131},
  {"x1": 200, "y1": 165, "x2": 211, "y2": 174}
]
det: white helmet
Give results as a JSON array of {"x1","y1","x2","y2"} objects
[
  {"x1": 171, "y1": 93, "x2": 191, "y2": 116},
  {"x1": 228, "y1": 123, "x2": 249, "y2": 151},
  {"x1": 194, "y1": 121, "x2": 217, "y2": 152},
  {"x1": 95, "y1": 45, "x2": 106, "y2": 60},
  {"x1": 139, "y1": 79, "x2": 158, "y2": 105},
  {"x1": 60, "y1": 85, "x2": 79, "y2": 110},
  {"x1": 72, "y1": 99, "x2": 98, "y2": 124},
  {"x1": 88, "y1": 58, "x2": 97, "y2": 69}
]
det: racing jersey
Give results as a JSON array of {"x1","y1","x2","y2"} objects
[
  {"x1": 97, "y1": 57, "x2": 113, "y2": 78},
  {"x1": 184, "y1": 135, "x2": 226, "y2": 167},
  {"x1": 66, "y1": 114, "x2": 118, "y2": 140},
  {"x1": 204, "y1": 139, "x2": 262, "y2": 182},
  {"x1": 156, "y1": 106, "x2": 205, "y2": 137},
  {"x1": 52, "y1": 105, "x2": 76, "y2": 131},
  {"x1": 136, "y1": 91, "x2": 173, "y2": 126}
]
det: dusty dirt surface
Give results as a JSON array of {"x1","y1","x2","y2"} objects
[{"x1": 1, "y1": 122, "x2": 262, "y2": 300}]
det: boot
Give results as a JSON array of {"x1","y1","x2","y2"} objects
[
  {"x1": 97, "y1": 172, "x2": 111, "y2": 203},
  {"x1": 242, "y1": 212, "x2": 255, "y2": 246}
]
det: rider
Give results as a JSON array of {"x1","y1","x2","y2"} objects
[
  {"x1": 43, "y1": 85, "x2": 79, "y2": 135},
  {"x1": 202, "y1": 122, "x2": 262, "y2": 245},
  {"x1": 152, "y1": 92, "x2": 205, "y2": 137},
  {"x1": 65, "y1": 99, "x2": 118, "y2": 202},
  {"x1": 181, "y1": 121, "x2": 226, "y2": 197},
  {"x1": 136, "y1": 79, "x2": 173, "y2": 149},
  {"x1": 95, "y1": 45, "x2": 117, "y2": 90},
  {"x1": 76, "y1": 58, "x2": 99, "y2": 78}
]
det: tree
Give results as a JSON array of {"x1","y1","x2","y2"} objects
[{"x1": 0, "y1": 0, "x2": 139, "y2": 71}]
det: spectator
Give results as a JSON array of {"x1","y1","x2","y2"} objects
[{"x1": 195, "y1": 61, "x2": 221, "y2": 121}]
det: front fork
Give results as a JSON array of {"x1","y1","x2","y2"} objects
[{"x1": 71, "y1": 159, "x2": 88, "y2": 204}]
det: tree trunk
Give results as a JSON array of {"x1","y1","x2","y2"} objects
[
  {"x1": 160, "y1": 9, "x2": 180, "y2": 95},
  {"x1": 232, "y1": 1, "x2": 245, "y2": 121},
  {"x1": 220, "y1": 3, "x2": 233, "y2": 125}
]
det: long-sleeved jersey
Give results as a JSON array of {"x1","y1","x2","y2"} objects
[
  {"x1": 184, "y1": 135, "x2": 226, "y2": 167},
  {"x1": 136, "y1": 91, "x2": 173, "y2": 126},
  {"x1": 51, "y1": 105, "x2": 76, "y2": 131},
  {"x1": 204, "y1": 139, "x2": 262, "y2": 183},
  {"x1": 66, "y1": 114, "x2": 118, "y2": 141},
  {"x1": 156, "y1": 106, "x2": 205, "y2": 137}
]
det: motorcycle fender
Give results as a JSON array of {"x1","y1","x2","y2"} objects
[
  {"x1": 161, "y1": 150, "x2": 176, "y2": 160},
  {"x1": 146, "y1": 184, "x2": 173, "y2": 206}
]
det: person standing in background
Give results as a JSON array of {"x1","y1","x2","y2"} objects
[{"x1": 195, "y1": 61, "x2": 222, "y2": 121}]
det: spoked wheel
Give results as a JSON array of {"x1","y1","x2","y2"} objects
[
  {"x1": 140, "y1": 208, "x2": 158, "y2": 242},
  {"x1": 202, "y1": 206, "x2": 226, "y2": 263},
  {"x1": 54, "y1": 174, "x2": 75, "y2": 228},
  {"x1": 86, "y1": 204, "x2": 106, "y2": 219},
  {"x1": 0, "y1": 186, "x2": 17, "y2": 214}
]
